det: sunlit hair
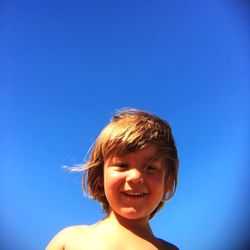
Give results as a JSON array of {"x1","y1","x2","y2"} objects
[{"x1": 75, "y1": 108, "x2": 179, "y2": 219}]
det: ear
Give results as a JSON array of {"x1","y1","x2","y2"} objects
[{"x1": 162, "y1": 175, "x2": 172, "y2": 202}]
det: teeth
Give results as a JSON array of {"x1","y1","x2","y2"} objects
[{"x1": 123, "y1": 192, "x2": 145, "y2": 197}]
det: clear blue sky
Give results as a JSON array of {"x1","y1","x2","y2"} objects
[{"x1": 0, "y1": 0, "x2": 249, "y2": 249}]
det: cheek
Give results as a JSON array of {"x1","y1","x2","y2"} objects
[
  {"x1": 149, "y1": 173, "x2": 167, "y2": 194},
  {"x1": 150, "y1": 170, "x2": 166, "y2": 183},
  {"x1": 104, "y1": 170, "x2": 123, "y2": 193}
]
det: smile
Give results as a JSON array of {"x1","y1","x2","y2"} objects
[{"x1": 122, "y1": 192, "x2": 146, "y2": 197}]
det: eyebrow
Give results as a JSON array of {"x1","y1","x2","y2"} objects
[
  {"x1": 148, "y1": 153, "x2": 162, "y2": 162},
  {"x1": 106, "y1": 149, "x2": 163, "y2": 164}
]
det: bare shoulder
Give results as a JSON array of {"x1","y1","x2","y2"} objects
[
  {"x1": 46, "y1": 225, "x2": 88, "y2": 250},
  {"x1": 157, "y1": 238, "x2": 179, "y2": 250}
]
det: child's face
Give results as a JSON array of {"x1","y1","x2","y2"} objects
[{"x1": 103, "y1": 144, "x2": 167, "y2": 221}]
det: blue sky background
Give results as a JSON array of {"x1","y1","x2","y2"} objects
[{"x1": 0, "y1": 0, "x2": 249, "y2": 249}]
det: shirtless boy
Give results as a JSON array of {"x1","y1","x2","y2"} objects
[{"x1": 47, "y1": 108, "x2": 179, "y2": 250}]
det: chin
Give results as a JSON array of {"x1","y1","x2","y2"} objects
[{"x1": 117, "y1": 208, "x2": 150, "y2": 220}]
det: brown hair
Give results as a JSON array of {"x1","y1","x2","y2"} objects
[{"x1": 81, "y1": 108, "x2": 178, "y2": 219}]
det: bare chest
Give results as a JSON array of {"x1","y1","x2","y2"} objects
[{"x1": 65, "y1": 233, "x2": 162, "y2": 250}]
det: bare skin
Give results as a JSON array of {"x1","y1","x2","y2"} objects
[
  {"x1": 46, "y1": 211, "x2": 178, "y2": 250},
  {"x1": 47, "y1": 146, "x2": 179, "y2": 250}
]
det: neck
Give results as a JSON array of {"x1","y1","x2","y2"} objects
[{"x1": 104, "y1": 211, "x2": 154, "y2": 240}]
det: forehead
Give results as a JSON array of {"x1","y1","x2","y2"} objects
[{"x1": 105, "y1": 144, "x2": 163, "y2": 163}]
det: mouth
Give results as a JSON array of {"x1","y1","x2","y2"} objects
[{"x1": 122, "y1": 191, "x2": 147, "y2": 197}]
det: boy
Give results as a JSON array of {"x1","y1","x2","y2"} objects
[{"x1": 47, "y1": 108, "x2": 179, "y2": 250}]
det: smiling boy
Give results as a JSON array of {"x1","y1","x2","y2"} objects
[
  {"x1": 104, "y1": 145, "x2": 167, "y2": 221},
  {"x1": 47, "y1": 108, "x2": 179, "y2": 250}
]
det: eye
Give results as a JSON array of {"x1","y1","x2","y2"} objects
[
  {"x1": 145, "y1": 165, "x2": 158, "y2": 173},
  {"x1": 113, "y1": 163, "x2": 129, "y2": 169}
]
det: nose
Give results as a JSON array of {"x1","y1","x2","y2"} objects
[{"x1": 126, "y1": 168, "x2": 143, "y2": 184}]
